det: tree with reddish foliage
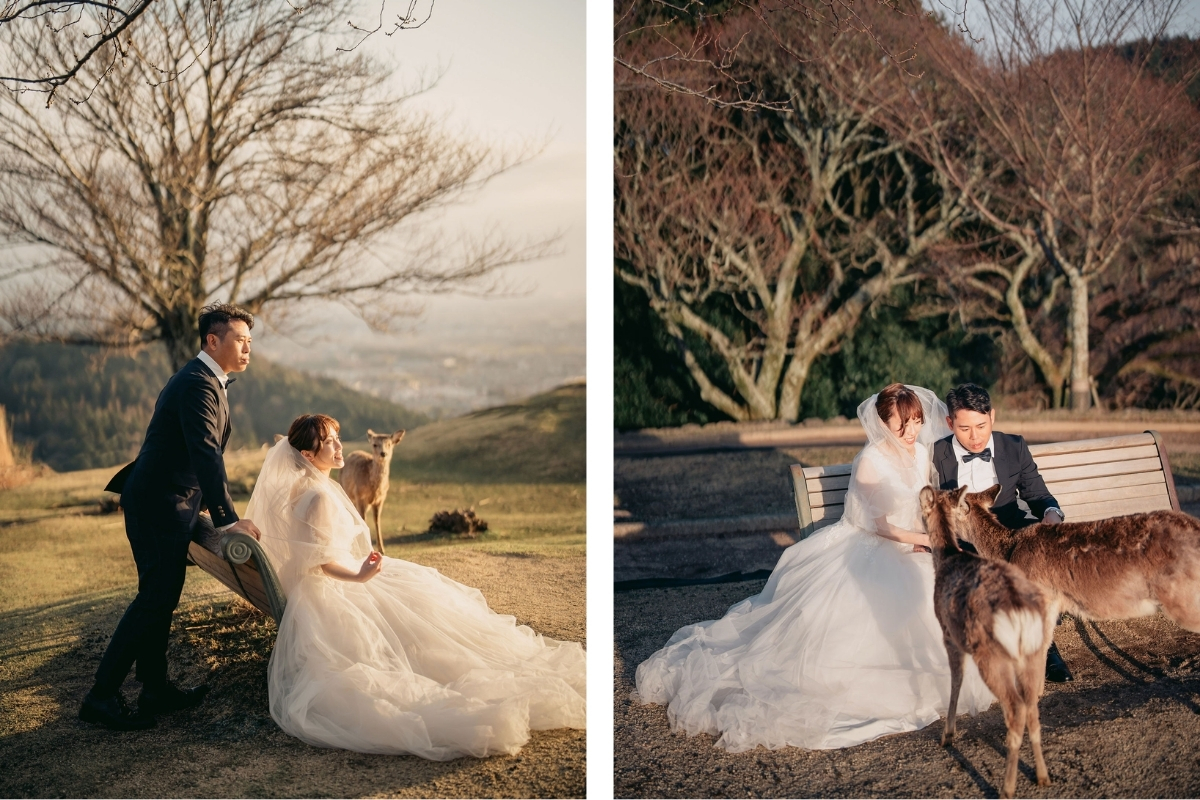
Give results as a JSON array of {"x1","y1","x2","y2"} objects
[
  {"x1": 615, "y1": 10, "x2": 976, "y2": 421},
  {"x1": 899, "y1": 0, "x2": 1200, "y2": 410}
]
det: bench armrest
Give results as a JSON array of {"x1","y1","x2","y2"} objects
[{"x1": 219, "y1": 532, "x2": 288, "y2": 623}]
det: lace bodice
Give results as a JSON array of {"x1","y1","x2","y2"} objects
[{"x1": 843, "y1": 441, "x2": 932, "y2": 536}]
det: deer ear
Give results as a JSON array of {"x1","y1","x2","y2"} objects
[
  {"x1": 980, "y1": 484, "x2": 1001, "y2": 508},
  {"x1": 366, "y1": 429, "x2": 377, "y2": 438},
  {"x1": 952, "y1": 485, "x2": 969, "y2": 512},
  {"x1": 392, "y1": 430, "x2": 406, "y2": 443}
]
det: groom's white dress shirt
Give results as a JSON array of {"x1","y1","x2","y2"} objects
[
  {"x1": 197, "y1": 350, "x2": 234, "y2": 532},
  {"x1": 952, "y1": 434, "x2": 998, "y2": 494},
  {"x1": 197, "y1": 350, "x2": 230, "y2": 393},
  {"x1": 952, "y1": 432, "x2": 1064, "y2": 521}
]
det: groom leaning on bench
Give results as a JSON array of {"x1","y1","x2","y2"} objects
[
  {"x1": 81, "y1": 303, "x2": 264, "y2": 731},
  {"x1": 932, "y1": 384, "x2": 1073, "y2": 684}
]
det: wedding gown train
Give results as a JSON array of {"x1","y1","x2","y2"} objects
[
  {"x1": 250, "y1": 440, "x2": 586, "y2": 760},
  {"x1": 634, "y1": 389, "x2": 995, "y2": 753}
]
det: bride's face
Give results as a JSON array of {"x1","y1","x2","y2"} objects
[
  {"x1": 303, "y1": 429, "x2": 345, "y2": 473},
  {"x1": 885, "y1": 412, "x2": 923, "y2": 449}
]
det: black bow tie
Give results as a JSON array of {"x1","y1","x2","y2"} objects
[
  {"x1": 225, "y1": 377, "x2": 236, "y2": 387},
  {"x1": 962, "y1": 447, "x2": 991, "y2": 463}
]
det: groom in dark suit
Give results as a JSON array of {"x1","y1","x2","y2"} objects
[
  {"x1": 932, "y1": 383, "x2": 1073, "y2": 683},
  {"x1": 80, "y1": 303, "x2": 263, "y2": 729}
]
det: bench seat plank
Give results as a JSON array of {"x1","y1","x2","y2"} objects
[
  {"x1": 1054, "y1": 481, "x2": 1170, "y2": 508},
  {"x1": 804, "y1": 474, "x2": 852, "y2": 493},
  {"x1": 1037, "y1": 456, "x2": 1166, "y2": 484},
  {"x1": 809, "y1": 489, "x2": 849, "y2": 508},
  {"x1": 1027, "y1": 432, "x2": 1156, "y2": 457},
  {"x1": 1032, "y1": 444, "x2": 1162, "y2": 469},
  {"x1": 1044, "y1": 470, "x2": 1169, "y2": 496},
  {"x1": 1061, "y1": 495, "x2": 1173, "y2": 521}
]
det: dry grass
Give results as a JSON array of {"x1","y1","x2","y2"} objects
[{"x1": 0, "y1": 446, "x2": 585, "y2": 798}]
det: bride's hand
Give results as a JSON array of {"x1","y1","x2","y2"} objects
[{"x1": 356, "y1": 551, "x2": 383, "y2": 582}]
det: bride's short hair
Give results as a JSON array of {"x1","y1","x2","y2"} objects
[
  {"x1": 876, "y1": 384, "x2": 924, "y2": 428},
  {"x1": 288, "y1": 413, "x2": 340, "y2": 454}
]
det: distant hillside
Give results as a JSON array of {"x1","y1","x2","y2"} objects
[
  {"x1": 0, "y1": 342, "x2": 428, "y2": 472},
  {"x1": 388, "y1": 380, "x2": 585, "y2": 484}
]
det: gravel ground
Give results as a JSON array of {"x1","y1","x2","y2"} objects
[
  {"x1": 614, "y1": 429, "x2": 1200, "y2": 797},
  {"x1": 615, "y1": 582, "x2": 1200, "y2": 798}
]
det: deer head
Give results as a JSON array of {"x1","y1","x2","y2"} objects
[
  {"x1": 920, "y1": 485, "x2": 969, "y2": 554},
  {"x1": 365, "y1": 428, "x2": 406, "y2": 461}
]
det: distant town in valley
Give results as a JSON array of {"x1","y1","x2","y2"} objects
[{"x1": 254, "y1": 303, "x2": 585, "y2": 419}]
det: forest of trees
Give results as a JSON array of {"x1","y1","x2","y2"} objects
[
  {"x1": 0, "y1": 342, "x2": 427, "y2": 472},
  {"x1": 614, "y1": 1, "x2": 1200, "y2": 429}
]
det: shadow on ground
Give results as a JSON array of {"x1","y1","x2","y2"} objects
[{"x1": 1, "y1": 555, "x2": 585, "y2": 799}]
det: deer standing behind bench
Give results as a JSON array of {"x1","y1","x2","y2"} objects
[
  {"x1": 339, "y1": 429, "x2": 405, "y2": 554},
  {"x1": 921, "y1": 486, "x2": 1052, "y2": 799},
  {"x1": 955, "y1": 484, "x2": 1200, "y2": 630}
]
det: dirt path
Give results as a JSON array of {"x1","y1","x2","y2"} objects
[
  {"x1": 615, "y1": 582, "x2": 1200, "y2": 798},
  {"x1": 0, "y1": 551, "x2": 585, "y2": 799}
]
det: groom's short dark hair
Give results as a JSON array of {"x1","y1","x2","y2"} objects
[
  {"x1": 199, "y1": 302, "x2": 254, "y2": 348},
  {"x1": 946, "y1": 384, "x2": 992, "y2": 417}
]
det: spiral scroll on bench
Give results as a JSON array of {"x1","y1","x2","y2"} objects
[{"x1": 225, "y1": 537, "x2": 253, "y2": 564}]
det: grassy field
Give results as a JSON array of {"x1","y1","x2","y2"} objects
[{"x1": 0, "y1": 384, "x2": 586, "y2": 798}]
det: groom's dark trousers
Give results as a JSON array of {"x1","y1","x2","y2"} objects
[{"x1": 93, "y1": 357, "x2": 239, "y2": 695}]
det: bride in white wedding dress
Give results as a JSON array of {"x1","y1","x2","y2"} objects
[
  {"x1": 248, "y1": 414, "x2": 586, "y2": 760},
  {"x1": 634, "y1": 384, "x2": 995, "y2": 752}
]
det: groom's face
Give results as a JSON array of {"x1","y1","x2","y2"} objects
[
  {"x1": 947, "y1": 408, "x2": 995, "y2": 453},
  {"x1": 205, "y1": 320, "x2": 252, "y2": 374}
]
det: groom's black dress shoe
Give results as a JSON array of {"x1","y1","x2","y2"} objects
[
  {"x1": 79, "y1": 690, "x2": 156, "y2": 730},
  {"x1": 138, "y1": 682, "x2": 209, "y2": 715},
  {"x1": 1045, "y1": 642, "x2": 1074, "y2": 683}
]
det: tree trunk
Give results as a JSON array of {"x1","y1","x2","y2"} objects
[
  {"x1": 0, "y1": 405, "x2": 15, "y2": 469},
  {"x1": 1067, "y1": 270, "x2": 1092, "y2": 411},
  {"x1": 161, "y1": 304, "x2": 201, "y2": 372}
]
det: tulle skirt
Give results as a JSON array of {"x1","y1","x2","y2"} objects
[
  {"x1": 268, "y1": 556, "x2": 587, "y2": 760},
  {"x1": 634, "y1": 523, "x2": 995, "y2": 752}
]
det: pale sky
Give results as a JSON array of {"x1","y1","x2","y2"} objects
[{"x1": 306, "y1": 0, "x2": 586, "y2": 337}]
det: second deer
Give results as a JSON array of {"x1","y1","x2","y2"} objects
[
  {"x1": 920, "y1": 485, "x2": 1053, "y2": 799},
  {"x1": 340, "y1": 428, "x2": 405, "y2": 554},
  {"x1": 957, "y1": 484, "x2": 1200, "y2": 630}
]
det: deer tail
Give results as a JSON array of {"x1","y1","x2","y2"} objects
[{"x1": 992, "y1": 607, "x2": 1045, "y2": 661}]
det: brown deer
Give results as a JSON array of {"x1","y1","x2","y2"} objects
[
  {"x1": 920, "y1": 486, "x2": 1053, "y2": 799},
  {"x1": 339, "y1": 429, "x2": 405, "y2": 554},
  {"x1": 955, "y1": 484, "x2": 1200, "y2": 631}
]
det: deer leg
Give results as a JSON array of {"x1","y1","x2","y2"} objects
[
  {"x1": 373, "y1": 503, "x2": 385, "y2": 554},
  {"x1": 942, "y1": 638, "x2": 964, "y2": 746},
  {"x1": 1024, "y1": 656, "x2": 1051, "y2": 787},
  {"x1": 1000, "y1": 685, "x2": 1027, "y2": 800}
]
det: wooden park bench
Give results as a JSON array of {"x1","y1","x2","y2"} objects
[
  {"x1": 791, "y1": 431, "x2": 1182, "y2": 540},
  {"x1": 187, "y1": 533, "x2": 287, "y2": 623}
]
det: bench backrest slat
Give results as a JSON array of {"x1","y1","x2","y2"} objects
[{"x1": 790, "y1": 430, "x2": 1179, "y2": 540}]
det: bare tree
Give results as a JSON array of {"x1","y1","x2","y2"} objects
[
  {"x1": 0, "y1": 0, "x2": 156, "y2": 98},
  {"x1": 613, "y1": 0, "x2": 969, "y2": 109},
  {"x1": 0, "y1": 0, "x2": 434, "y2": 100},
  {"x1": 901, "y1": 0, "x2": 1200, "y2": 410},
  {"x1": 0, "y1": 0, "x2": 550, "y2": 369},
  {"x1": 615, "y1": 11, "x2": 975, "y2": 421}
]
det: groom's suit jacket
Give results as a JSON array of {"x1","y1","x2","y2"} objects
[
  {"x1": 105, "y1": 357, "x2": 239, "y2": 534},
  {"x1": 933, "y1": 432, "x2": 1059, "y2": 530}
]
